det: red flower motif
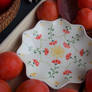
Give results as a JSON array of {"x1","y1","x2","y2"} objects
[
  {"x1": 63, "y1": 42, "x2": 70, "y2": 48},
  {"x1": 63, "y1": 29, "x2": 70, "y2": 34},
  {"x1": 49, "y1": 40, "x2": 57, "y2": 45},
  {"x1": 52, "y1": 60, "x2": 61, "y2": 64},
  {"x1": 33, "y1": 59, "x2": 39, "y2": 66},
  {"x1": 35, "y1": 34, "x2": 42, "y2": 40},
  {"x1": 53, "y1": 40, "x2": 57, "y2": 45},
  {"x1": 80, "y1": 49, "x2": 84, "y2": 56},
  {"x1": 63, "y1": 70, "x2": 72, "y2": 75},
  {"x1": 44, "y1": 48, "x2": 49, "y2": 55},
  {"x1": 66, "y1": 53, "x2": 72, "y2": 60}
]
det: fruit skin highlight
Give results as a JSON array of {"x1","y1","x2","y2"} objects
[
  {"x1": 78, "y1": 0, "x2": 92, "y2": 8},
  {"x1": 0, "y1": 80, "x2": 11, "y2": 92},
  {"x1": 37, "y1": 0, "x2": 59, "y2": 21},
  {"x1": 16, "y1": 79, "x2": 50, "y2": 92},
  {"x1": 75, "y1": 8, "x2": 92, "y2": 30},
  {"x1": 0, "y1": 52, "x2": 23, "y2": 80}
]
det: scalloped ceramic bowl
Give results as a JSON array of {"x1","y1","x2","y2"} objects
[{"x1": 17, "y1": 18, "x2": 92, "y2": 89}]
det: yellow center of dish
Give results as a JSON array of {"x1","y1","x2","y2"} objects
[
  {"x1": 88, "y1": 42, "x2": 92, "y2": 46},
  {"x1": 51, "y1": 46, "x2": 65, "y2": 58}
]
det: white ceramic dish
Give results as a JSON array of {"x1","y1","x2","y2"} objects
[{"x1": 17, "y1": 18, "x2": 92, "y2": 89}]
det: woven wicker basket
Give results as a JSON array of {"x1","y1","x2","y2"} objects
[{"x1": 0, "y1": 0, "x2": 21, "y2": 32}]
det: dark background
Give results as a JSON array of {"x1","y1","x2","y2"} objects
[{"x1": 0, "y1": 0, "x2": 40, "y2": 43}]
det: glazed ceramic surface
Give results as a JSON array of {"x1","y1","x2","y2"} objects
[{"x1": 17, "y1": 19, "x2": 92, "y2": 89}]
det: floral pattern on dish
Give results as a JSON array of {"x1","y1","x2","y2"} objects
[{"x1": 17, "y1": 18, "x2": 92, "y2": 89}]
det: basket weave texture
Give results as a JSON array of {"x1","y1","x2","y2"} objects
[{"x1": 0, "y1": 0, "x2": 21, "y2": 32}]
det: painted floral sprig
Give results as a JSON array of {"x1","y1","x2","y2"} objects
[
  {"x1": 63, "y1": 25, "x2": 71, "y2": 34},
  {"x1": 27, "y1": 59, "x2": 39, "y2": 67},
  {"x1": 63, "y1": 70, "x2": 72, "y2": 81},
  {"x1": 48, "y1": 67, "x2": 59, "y2": 78},
  {"x1": 33, "y1": 30, "x2": 42, "y2": 40},
  {"x1": 72, "y1": 56, "x2": 87, "y2": 67},
  {"x1": 66, "y1": 34, "x2": 82, "y2": 44},
  {"x1": 48, "y1": 25, "x2": 55, "y2": 41},
  {"x1": 48, "y1": 60, "x2": 61, "y2": 78},
  {"x1": 29, "y1": 47, "x2": 49, "y2": 56}
]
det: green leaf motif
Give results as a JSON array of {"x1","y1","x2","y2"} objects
[
  {"x1": 66, "y1": 26, "x2": 71, "y2": 30},
  {"x1": 48, "y1": 66, "x2": 59, "y2": 78},
  {"x1": 27, "y1": 61, "x2": 34, "y2": 67},
  {"x1": 48, "y1": 25, "x2": 55, "y2": 41},
  {"x1": 64, "y1": 74, "x2": 72, "y2": 81},
  {"x1": 67, "y1": 34, "x2": 82, "y2": 44},
  {"x1": 72, "y1": 56, "x2": 87, "y2": 68}
]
